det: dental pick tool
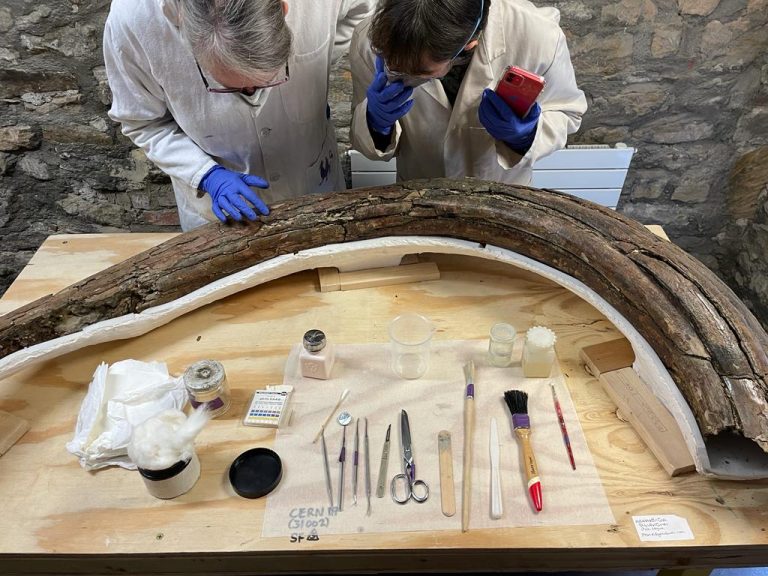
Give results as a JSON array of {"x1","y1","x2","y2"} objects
[
  {"x1": 364, "y1": 418, "x2": 372, "y2": 516},
  {"x1": 321, "y1": 429, "x2": 334, "y2": 508}
]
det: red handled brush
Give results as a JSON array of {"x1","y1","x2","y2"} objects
[{"x1": 503, "y1": 389, "x2": 543, "y2": 512}]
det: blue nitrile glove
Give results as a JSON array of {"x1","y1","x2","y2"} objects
[
  {"x1": 479, "y1": 88, "x2": 541, "y2": 155},
  {"x1": 198, "y1": 165, "x2": 270, "y2": 223},
  {"x1": 366, "y1": 55, "x2": 415, "y2": 136}
]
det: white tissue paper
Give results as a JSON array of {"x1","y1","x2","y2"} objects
[{"x1": 66, "y1": 359, "x2": 188, "y2": 470}]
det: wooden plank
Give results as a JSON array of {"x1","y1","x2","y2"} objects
[
  {"x1": 0, "y1": 547, "x2": 760, "y2": 574},
  {"x1": 646, "y1": 224, "x2": 670, "y2": 241},
  {"x1": 0, "y1": 410, "x2": 29, "y2": 456},
  {"x1": 657, "y1": 570, "x2": 712, "y2": 576},
  {"x1": 581, "y1": 339, "x2": 697, "y2": 477},
  {"x1": 0, "y1": 235, "x2": 766, "y2": 571},
  {"x1": 317, "y1": 261, "x2": 440, "y2": 292},
  {"x1": 581, "y1": 337, "x2": 635, "y2": 376},
  {"x1": 0, "y1": 233, "x2": 181, "y2": 316}
]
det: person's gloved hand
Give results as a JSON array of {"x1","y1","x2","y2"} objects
[
  {"x1": 479, "y1": 88, "x2": 541, "y2": 154},
  {"x1": 366, "y1": 55, "x2": 415, "y2": 136},
  {"x1": 198, "y1": 165, "x2": 270, "y2": 223}
]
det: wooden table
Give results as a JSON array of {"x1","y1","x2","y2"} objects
[{"x1": 1, "y1": 233, "x2": 767, "y2": 575}]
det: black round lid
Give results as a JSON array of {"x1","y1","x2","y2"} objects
[
  {"x1": 229, "y1": 447, "x2": 282, "y2": 499},
  {"x1": 302, "y1": 329, "x2": 327, "y2": 352}
]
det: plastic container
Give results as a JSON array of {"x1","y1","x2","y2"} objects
[
  {"x1": 522, "y1": 326, "x2": 557, "y2": 378},
  {"x1": 183, "y1": 360, "x2": 231, "y2": 418},
  {"x1": 138, "y1": 452, "x2": 200, "y2": 499},
  {"x1": 388, "y1": 313, "x2": 434, "y2": 379},
  {"x1": 488, "y1": 322, "x2": 517, "y2": 367}
]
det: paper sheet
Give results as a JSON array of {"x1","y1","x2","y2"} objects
[
  {"x1": 632, "y1": 515, "x2": 694, "y2": 541},
  {"x1": 262, "y1": 339, "x2": 615, "y2": 537}
]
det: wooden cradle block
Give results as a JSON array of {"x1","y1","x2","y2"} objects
[{"x1": 581, "y1": 338, "x2": 697, "y2": 477}]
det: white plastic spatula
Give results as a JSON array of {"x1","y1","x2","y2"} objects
[{"x1": 490, "y1": 417, "x2": 503, "y2": 519}]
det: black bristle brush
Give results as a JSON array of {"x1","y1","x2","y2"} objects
[{"x1": 503, "y1": 390, "x2": 542, "y2": 512}]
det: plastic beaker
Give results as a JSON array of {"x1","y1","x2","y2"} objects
[
  {"x1": 388, "y1": 313, "x2": 434, "y2": 379},
  {"x1": 488, "y1": 322, "x2": 516, "y2": 367}
]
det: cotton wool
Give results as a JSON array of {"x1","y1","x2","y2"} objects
[{"x1": 128, "y1": 407, "x2": 210, "y2": 471}]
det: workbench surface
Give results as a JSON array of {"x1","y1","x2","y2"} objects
[{"x1": 0, "y1": 233, "x2": 766, "y2": 575}]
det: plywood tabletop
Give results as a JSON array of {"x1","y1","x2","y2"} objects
[{"x1": 0, "y1": 233, "x2": 766, "y2": 574}]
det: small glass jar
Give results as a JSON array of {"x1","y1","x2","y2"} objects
[
  {"x1": 183, "y1": 360, "x2": 231, "y2": 418},
  {"x1": 488, "y1": 322, "x2": 517, "y2": 367},
  {"x1": 300, "y1": 329, "x2": 335, "y2": 379},
  {"x1": 522, "y1": 326, "x2": 557, "y2": 378}
]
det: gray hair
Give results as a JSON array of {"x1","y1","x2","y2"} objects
[{"x1": 180, "y1": 0, "x2": 292, "y2": 75}]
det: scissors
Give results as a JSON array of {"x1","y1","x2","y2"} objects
[{"x1": 390, "y1": 409, "x2": 429, "y2": 504}]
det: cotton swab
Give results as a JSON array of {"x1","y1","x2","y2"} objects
[{"x1": 312, "y1": 388, "x2": 350, "y2": 444}]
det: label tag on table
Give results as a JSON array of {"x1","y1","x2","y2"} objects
[{"x1": 632, "y1": 515, "x2": 694, "y2": 541}]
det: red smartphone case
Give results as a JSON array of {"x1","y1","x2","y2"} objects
[{"x1": 494, "y1": 66, "x2": 546, "y2": 118}]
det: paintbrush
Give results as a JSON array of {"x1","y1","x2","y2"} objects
[
  {"x1": 503, "y1": 389, "x2": 543, "y2": 512},
  {"x1": 461, "y1": 360, "x2": 475, "y2": 532},
  {"x1": 551, "y1": 383, "x2": 576, "y2": 470}
]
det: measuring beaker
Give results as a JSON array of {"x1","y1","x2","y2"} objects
[
  {"x1": 488, "y1": 322, "x2": 516, "y2": 367},
  {"x1": 388, "y1": 313, "x2": 434, "y2": 379}
]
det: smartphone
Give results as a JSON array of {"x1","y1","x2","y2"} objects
[{"x1": 494, "y1": 66, "x2": 546, "y2": 118}]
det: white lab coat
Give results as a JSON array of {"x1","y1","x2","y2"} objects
[
  {"x1": 350, "y1": 0, "x2": 587, "y2": 185},
  {"x1": 104, "y1": 0, "x2": 374, "y2": 230}
]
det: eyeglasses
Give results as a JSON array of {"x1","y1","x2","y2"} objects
[
  {"x1": 383, "y1": 0, "x2": 484, "y2": 87},
  {"x1": 196, "y1": 60, "x2": 290, "y2": 94}
]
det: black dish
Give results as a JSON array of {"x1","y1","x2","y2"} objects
[{"x1": 229, "y1": 447, "x2": 282, "y2": 499}]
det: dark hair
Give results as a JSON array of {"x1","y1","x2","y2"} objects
[{"x1": 369, "y1": 0, "x2": 490, "y2": 75}]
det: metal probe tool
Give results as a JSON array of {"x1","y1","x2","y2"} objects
[
  {"x1": 321, "y1": 429, "x2": 334, "y2": 508},
  {"x1": 364, "y1": 418, "x2": 372, "y2": 516},
  {"x1": 352, "y1": 419, "x2": 360, "y2": 506}
]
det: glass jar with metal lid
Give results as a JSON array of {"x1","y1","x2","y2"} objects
[{"x1": 183, "y1": 359, "x2": 231, "y2": 418}]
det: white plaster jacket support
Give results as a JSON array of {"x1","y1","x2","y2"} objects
[
  {"x1": 349, "y1": 0, "x2": 588, "y2": 185},
  {"x1": 104, "y1": 0, "x2": 374, "y2": 230}
]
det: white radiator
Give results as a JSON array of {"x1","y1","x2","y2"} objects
[{"x1": 348, "y1": 143, "x2": 636, "y2": 209}]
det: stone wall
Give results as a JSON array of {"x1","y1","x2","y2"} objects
[{"x1": 0, "y1": 0, "x2": 766, "y2": 325}]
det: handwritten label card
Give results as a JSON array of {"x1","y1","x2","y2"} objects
[{"x1": 632, "y1": 515, "x2": 694, "y2": 542}]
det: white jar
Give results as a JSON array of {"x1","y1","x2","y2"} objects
[
  {"x1": 138, "y1": 452, "x2": 201, "y2": 499},
  {"x1": 522, "y1": 326, "x2": 557, "y2": 378},
  {"x1": 300, "y1": 329, "x2": 335, "y2": 379}
]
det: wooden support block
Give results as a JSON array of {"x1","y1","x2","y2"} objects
[
  {"x1": 581, "y1": 338, "x2": 696, "y2": 477},
  {"x1": 0, "y1": 411, "x2": 29, "y2": 456},
  {"x1": 656, "y1": 569, "x2": 712, "y2": 576},
  {"x1": 317, "y1": 261, "x2": 440, "y2": 293},
  {"x1": 581, "y1": 337, "x2": 634, "y2": 377},
  {"x1": 645, "y1": 224, "x2": 670, "y2": 241}
]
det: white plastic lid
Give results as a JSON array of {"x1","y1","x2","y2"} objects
[{"x1": 525, "y1": 326, "x2": 556, "y2": 349}]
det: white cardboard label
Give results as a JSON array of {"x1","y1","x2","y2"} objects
[{"x1": 632, "y1": 515, "x2": 694, "y2": 541}]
